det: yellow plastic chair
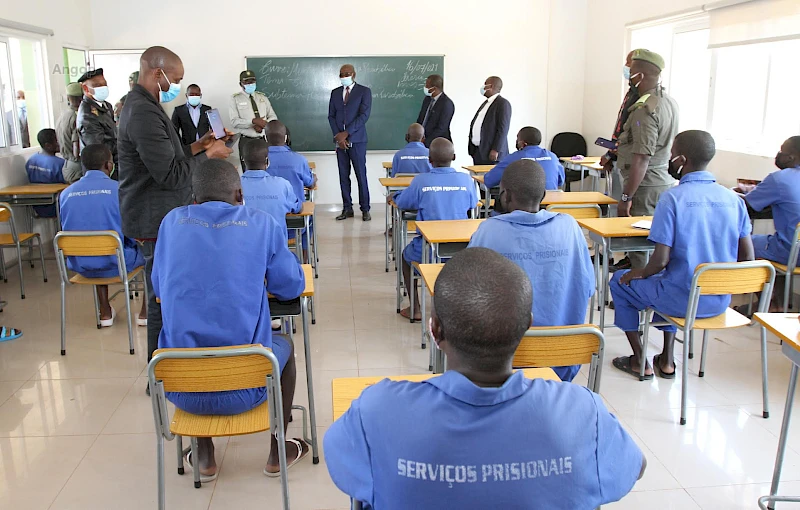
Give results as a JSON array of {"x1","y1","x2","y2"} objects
[
  {"x1": 546, "y1": 203, "x2": 602, "y2": 219},
  {"x1": 54, "y1": 230, "x2": 146, "y2": 355},
  {"x1": 640, "y1": 261, "x2": 776, "y2": 425},
  {"x1": 148, "y1": 344, "x2": 305, "y2": 510},
  {"x1": 767, "y1": 222, "x2": 800, "y2": 313},
  {"x1": 0, "y1": 202, "x2": 47, "y2": 299},
  {"x1": 513, "y1": 325, "x2": 605, "y2": 392}
]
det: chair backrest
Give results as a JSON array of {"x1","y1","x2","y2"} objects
[
  {"x1": 785, "y1": 222, "x2": 800, "y2": 271},
  {"x1": 546, "y1": 204, "x2": 602, "y2": 220},
  {"x1": 693, "y1": 261, "x2": 776, "y2": 296},
  {"x1": 550, "y1": 132, "x2": 587, "y2": 158},
  {"x1": 150, "y1": 344, "x2": 275, "y2": 393},
  {"x1": 512, "y1": 325, "x2": 605, "y2": 391},
  {"x1": 0, "y1": 202, "x2": 12, "y2": 223},
  {"x1": 55, "y1": 230, "x2": 122, "y2": 256}
]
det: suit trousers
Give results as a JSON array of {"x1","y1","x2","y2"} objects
[
  {"x1": 337, "y1": 142, "x2": 370, "y2": 212},
  {"x1": 140, "y1": 240, "x2": 162, "y2": 361}
]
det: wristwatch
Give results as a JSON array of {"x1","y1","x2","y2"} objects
[{"x1": 620, "y1": 193, "x2": 630, "y2": 202}]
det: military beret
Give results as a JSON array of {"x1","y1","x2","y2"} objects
[
  {"x1": 66, "y1": 82, "x2": 83, "y2": 96},
  {"x1": 129, "y1": 71, "x2": 139, "y2": 82},
  {"x1": 77, "y1": 68, "x2": 103, "y2": 83},
  {"x1": 240, "y1": 70, "x2": 256, "y2": 81},
  {"x1": 632, "y1": 49, "x2": 665, "y2": 72}
]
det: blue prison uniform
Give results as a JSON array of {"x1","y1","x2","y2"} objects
[
  {"x1": 745, "y1": 166, "x2": 800, "y2": 264},
  {"x1": 483, "y1": 145, "x2": 565, "y2": 190},
  {"x1": 391, "y1": 142, "x2": 431, "y2": 177}
]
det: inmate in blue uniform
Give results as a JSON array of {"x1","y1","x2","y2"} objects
[
  {"x1": 26, "y1": 152, "x2": 66, "y2": 217},
  {"x1": 390, "y1": 141, "x2": 431, "y2": 177},
  {"x1": 610, "y1": 171, "x2": 751, "y2": 333},
  {"x1": 468, "y1": 210, "x2": 594, "y2": 381},
  {"x1": 241, "y1": 170, "x2": 301, "y2": 237},
  {"x1": 60, "y1": 170, "x2": 144, "y2": 278},
  {"x1": 393, "y1": 167, "x2": 478, "y2": 263},
  {"x1": 325, "y1": 371, "x2": 643, "y2": 510},
  {"x1": 152, "y1": 202, "x2": 305, "y2": 415},
  {"x1": 745, "y1": 166, "x2": 800, "y2": 264},
  {"x1": 484, "y1": 145, "x2": 564, "y2": 190},
  {"x1": 266, "y1": 145, "x2": 315, "y2": 247}
]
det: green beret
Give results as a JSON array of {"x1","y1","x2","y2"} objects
[
  {"x1": 66, "y1": 82, "x2": 82, "y2": 97},
  {"x1": 632, "y1": 49, "x2": 665, "y2": 72},
  {"x1": 240, "y1": 70, "x2": 256, "y2": 81}
]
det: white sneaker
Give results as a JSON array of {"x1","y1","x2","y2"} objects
[
  {"x1": 99, "y1": 307, "x2": 116, "y2": 328},
  {"x1": 271, "y1": 319, "x2": 282, "y2": 330}
]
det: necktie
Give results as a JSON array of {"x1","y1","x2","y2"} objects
[
  {"x1": 476, "y1": 100, "x2": 488, "y2": 117},
  {"x1": 344, "y1": 86, "x2": 350, "y2": 105},
  {"x1": 249, "y1": 94, "x2": 260, "y2": 118},
  {"x1": 422, "y1": 100, "x2": 434, "y2": 128}
]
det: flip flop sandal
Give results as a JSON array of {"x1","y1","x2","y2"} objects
[
  {"x1": 263, "y1": 438, "x2": 310, "y2": 478},
  {"x1": 612, "y1": 355, "x2": 653, "y2": 380},
  {"x1": 184, "y1": 450, "x2": 218, "y2": 483},
  {"x1": 0, "y1": 300, "x2": 7, "y2": 312},
  {"x1": 0, "y1": 327, "x2": 22, "y2": 343},
  {"x1": 652, "y1": 354, "x2": 676, "y2": 379}
]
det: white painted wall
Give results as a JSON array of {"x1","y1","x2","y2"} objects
[
  {"x1": 581, "y1": 0, "x2": 777, "y2": 188},
  {"x1": 86, "y1": 0, "x2": 571, "y2": 205}
]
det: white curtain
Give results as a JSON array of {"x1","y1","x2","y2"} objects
[{"x1": 708, "y1": 0, "x2": 800, "y2": 48}]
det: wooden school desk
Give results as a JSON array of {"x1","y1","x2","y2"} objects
[
  {"x1": 0, "y1": 182, "x2": 69, "y2": 230},
  {"x1": 418, "y1": 263, "x2": 445, "y2": 371},
  {"x1": 462, "y1": 165, "x2": 494, "y2": 175},
  {"x1": 380, "y1": 176, "x2": 414, "y2": 272},
  {"x1": 286, "y1": 202, "x2": 318, "y2": 279},
  {"x1": 332, "y1": 367, "x2": 560, "y2": 420},
  {"x1": 383, "y1": 161, "x2": 393, "y2": 177},
  {"x1": 559, "y1": 156, "x2": 608, "y2": 193},
  {"x1": 268, "y1": 264, "x2": 320, "y2": 463},
  {"x1": 576, "y1": 217, "x2": 654, "y2": 332}
]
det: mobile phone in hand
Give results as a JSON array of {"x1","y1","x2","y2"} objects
[
  {"x1": 206, "y1": 109, "x2": 226, "y2": 139},
  {"x1": 595, "y1": 137, "x2": 617, "y2": 150}
]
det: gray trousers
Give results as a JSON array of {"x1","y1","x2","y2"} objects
[{"x1": 629, "y1": 183, "x2": 673, "y2": 269}]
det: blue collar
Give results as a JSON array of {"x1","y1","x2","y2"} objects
[
  {"x1": 82, "y1": 170, "x2": 111, "y2": 180},
  {"x1": 242, "y1": 170, "x2": 268, "y2": 178},
  {"x1": 430, "y1": 166, "x2": 456, "y2": 174},
  {"x1": 406, "y1": 141, "x2": 425, "y2": 149},
  {"x1": 679, "y1": 170, "x2": 716, "y2": 184},
  {"x1": 425, "y1": 370, "x2": 529, "y2": 407},
  {"x1": 493, "y1": 209, "x2": 558, "y2": 225},
  {"x1": 268, "y1": 145, "x2": 290, "y2": 153}
]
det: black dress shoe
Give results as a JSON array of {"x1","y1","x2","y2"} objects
[
  {"x1": 336, "y1": 209, "x2": 354, "y2": 221},
  {"x1": 362, "y1": 211, "x2": 371, "y2": 221}
]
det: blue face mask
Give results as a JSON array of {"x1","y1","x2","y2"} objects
[
  {"x1": 187, "y1": 95, "x2": 202, "y2": 107},
  {"x1": 243, "y1": 83, "x2": 257, "y2": 95},
  {"x1": 159, "y1": 70, "x2": 181, "y2": 103},
  {"x1": 422, "y1": 86, "x2": 432, "y2": 97},
  {"x1": 90, "y1": 86, "x2": 109, "y2": 102},
  {"x1": 340, "y1": 76, "x2": 353, "y2": 87},
  {"x1": 480, "y1": 85, "x2": 487, "y2": 97},
  {"x1": 623, "y1": 65, "x2": 631, "y2": 81}
]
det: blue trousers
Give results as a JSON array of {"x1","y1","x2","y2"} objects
[
  {"x1": 609, "y1": 272, "x2": 678, "y2": 333},
  {"x1": 752, "y1": 234, "x2": 790, "y2": 265},
  {"x1": 336, "y1": 142, "x2": 370, "y2": 212}
]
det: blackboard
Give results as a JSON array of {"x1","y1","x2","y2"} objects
[{"x1": 244, "y1": 56, "x2": 444, "y2": 152}]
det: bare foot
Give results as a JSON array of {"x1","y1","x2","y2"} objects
[
  {"x1": 264, "y1": 439, "x2": 309, "y2": 475},
  {"x1": 399, "y1": 307, "x2": 422, "y2": 321},
  {"x1": 196, "y1": 438, "x2": 217, "y2": 477}
]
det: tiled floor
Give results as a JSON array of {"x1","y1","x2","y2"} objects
[{"x1": 1, "y1": 207, "x2": 800, "y2": 509}]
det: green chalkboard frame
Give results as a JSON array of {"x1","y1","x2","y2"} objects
[{"x1": 244, "y1": 55, "x2": 445, "y2": 152}]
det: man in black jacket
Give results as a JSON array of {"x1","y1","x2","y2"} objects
[
  {"x1": 468, "y1": 76, "x2": 512, "y2": 165},
  {"x1": 118, "y1": 46, "x2": 232, "y2": 372},
  {"x1": 77, "y1": 69, "x2": 118, "y2": 172},
  {"x1": 416, "y1": 74, "x2": 454, "y2": 147},
  {"x1": 171, "y1": 84, "x2": 212, "y2": 146}
]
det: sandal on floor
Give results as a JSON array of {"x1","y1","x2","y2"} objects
[
  {"x1": 99, "y1": 307, "x2": 116, "y2": 328},
  {"x1": 0, "y1": 300, "x2": 7, "y2": 312},
  {"x1": 399, "y1": 308, "x2": 421, "y2": 321},
  {"x1": 612, "y1": 355, "x2": 653, "y2": 380},
  {"x1": 652, "y1": 354, "x2": 676, "y2": 379},
  {"x1": 184, "y1": 450, "x2": 218, "y2": 483},
  {"x1": 0, "y1": 326, "x2": 22, "y2": 342},
  {"x1": 263, "y1": 438, "x2": 310, "y2": 478}
]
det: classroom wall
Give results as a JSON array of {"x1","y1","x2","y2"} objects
[
  {"x1": 87, "y1": 0, "x2": 576, "y2": 205},
  {"x1": 581, "y1": 0, "x2": 777, "y2": 188}
]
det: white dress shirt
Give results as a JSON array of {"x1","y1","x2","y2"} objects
[
  {"x1": 471, "y1": 93, "x2": 500, "y2": 146},
  {"x1": 187, "y1": 102, "x2": 201, "y2": 140}
]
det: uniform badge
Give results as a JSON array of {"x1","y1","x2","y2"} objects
[{"x1": 91, "y1": 107, "x2": 99, "y2": 116}]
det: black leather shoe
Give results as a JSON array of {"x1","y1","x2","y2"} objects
[
  {"x1": 336, "y1": 209, "x2": 354, "y2": 221},
  {"x1": 362, "y1": 211, "x2": 372, "y2": 221}
]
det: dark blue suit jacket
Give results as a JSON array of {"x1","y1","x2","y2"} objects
[
  {"x1": 328, "y1": 83, "x2": 372, "y2": 145},
  {"x1": 416, "y1": 92, "x2": 454, "y2": 147}
]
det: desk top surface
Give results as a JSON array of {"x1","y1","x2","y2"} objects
[
  {"x1": 576, "y1": 216, "x2": 653, "y2": 238},
  {"x1": 462, "y1": 165, "x2": 495, "y2": 174},
  {"x1": 754, "y1": 313, "x2": 800, "y2": 352},
  {"x1": 417, "y1": 263, "x2": 444, "y2": 293},
  {"x1": 543, "y1": 191, "x2": 616, "y2": 206},
  {"x1": 379, "y1": 177, "x2": 413, "y2": 188},
  {"x1": 416, "y1": 219, "x2": 484, "y2": 243},
  {"x1": 0, "y1": 183, "x2": 69, "y2": 195},
  {"x1": 308, "y1": 162, "x2": 316, "y2": 170},
  {"x1": 382, "y1": 162, "x2": 392, "y2": 169},
  {"x1": 332, "y1": 368, "x2": 560, "y2": 420},
  {"x1": 287, "y1": 202, "x2": 314, "y2": 217}
]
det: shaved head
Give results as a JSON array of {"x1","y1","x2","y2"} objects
[
  {"x1": 406, "y1": 123, "x2": 424, "y2": 143},
  {"x1": 266, "y1": 120, "x2": 287, "y2": 146},
  {"x1": 139, "y1": 46, "x2": 185, "y2": 101},
  {"x1": 429, "y1": 138, "x2": 455, "y2": 167},
  {"x1": 140, "y1": 46, "x2": 182, "y2": 73},
  {"x1": 243, "y1": 138, "x2": 269, "y2": 170},
  {"x1": 193, "y1": 159, "x2": 242, "y2": 205}
]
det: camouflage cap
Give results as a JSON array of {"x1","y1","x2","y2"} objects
[
  {"x1": 632, "y1": 49, "x2": 665, "y2": 72},
  {"x1": 66, "y1": 82, "x2": 83, "y2": 96}
]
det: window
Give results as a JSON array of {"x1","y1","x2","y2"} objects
[
  {"x1": 0, "y1": 34, "x2": 50, "y2": 150},
  {"x1": 89, "y1": 50, "x2": 144, "y2": 110},
  {"x1": 629, "y1": 18, "x2": 800, "y2": 157},
  {"x1": 62, "y1": 47, "x2": 88, "y2": 86}
]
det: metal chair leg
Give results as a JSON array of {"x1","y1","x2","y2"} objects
[
  {"x1": 92, "y1": 285, "x2": 101, "y2": 329},
  {"x1": 157, "y1": 434, "x2": 166, "y2": 510},
  {"x1": 761, "y1": 325, "x2": 770, "y2": 418},
  {"x1": 190, "y1": 436, "x2": 201, "y2": 488},
  {"x1": 301, "y1": 297, "x2": 320, "y2": 464},
  {"x1": 176, "y1": 435, "x2": 184, "y2": 474},
  {"x1": 680, "y1": 329, "x2": 691, "y2": 425},
  {"x1": 60, "y1": 280, "x2": 67, "y2": 355},
  {"x1": 35, "y1": 235, "x2": 47, "y2": 282},
  {"x1": 15, "y1": 242, "x2": 24, "y2": 299},
  {"x1": 639, "y1": 311, "x2": 650, "y2": 381},
  {"x1": 784, "y1": 273, "x2": 791, "y2": 314},
  {"x1": 699, "y1": 330, "x2": 709, "y2": 377},
  {"x1": 688, "y1": 331, "x2": 694, "y2": 360},
  {"x1": 123, "y1": 277, "x2": 135, "y2": 355}
]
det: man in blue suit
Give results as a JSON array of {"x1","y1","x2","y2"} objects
[{"x1": 329, "y1": 64, "x2": 372, "y2": 221}]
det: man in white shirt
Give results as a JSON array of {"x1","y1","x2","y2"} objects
[
  {"x1": 171, "y1": 84, "x2": 212, "y2": 146},
  {"x1": 467, "y1": 76, "x2": 512, "y2": 165}
]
